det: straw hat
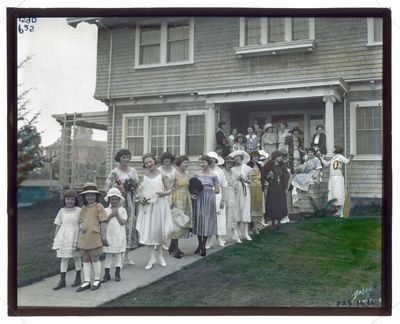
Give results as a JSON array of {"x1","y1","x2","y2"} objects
[
  {"x1": 258, "y1": 150, "x2": 269, "y2": 161},
  {"x1": 104, "y1": 187, "x2": 125, "y2": 203},
  {"x1": 207, "y1": 151, "x2": 225, "y2": 166},
  {"x1": 228, "y1": 150, "x2": 250, "y2": 164},
  {"x1": 80, "y1": 182, "x2": 101, "y2": 195}
]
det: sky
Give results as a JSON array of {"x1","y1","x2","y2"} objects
[
  {"x1": 17, "y1": 17, "x2": 108, "y2": 147},
  {"x1": 2, "y1": 0, "x2": 400, "y2": 323}
]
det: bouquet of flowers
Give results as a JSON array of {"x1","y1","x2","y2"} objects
[
  {"x1": 114, "y1": 176, "x2": 138, "y2": 196},
  {"x1": 137, "y1": 183, "x2": 158, "y2": 205}
]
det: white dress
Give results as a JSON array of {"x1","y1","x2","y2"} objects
[
  {"x1": 325, "y1": 154, "x2": 351, "y2": 206},
  {"x1": 52, "y1": 207, "x2": 81, "y2": 258},
  {"x1": 103, "y1": 206, "x2": 128, "y2": 254},
  {"x1": 136, "y1": 174, "x2": 174, "y2": 245},
  {"x1": 211, "y1": 166, "x2": 228, "y2": 236},
  {"x1": 231, "y1": 164, "x2": 252, "y2": 223},
  {"x1": 292, "y1": 157, "x2": 322, "y2": 192}
]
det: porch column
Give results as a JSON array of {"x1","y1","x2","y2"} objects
[
  {"x1": 323, "y1": 95, "x2": 336, "y2": 156},
  {"x1": 206, "y1": 103, "x2": 216, "y2": 152}
]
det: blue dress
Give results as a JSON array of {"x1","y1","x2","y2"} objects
[{"x1": 192, "y1": 175, "x2": 219, "y2": 236}]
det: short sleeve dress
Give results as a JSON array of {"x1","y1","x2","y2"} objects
[
  {"x1": 326, "y1": 154, "x2": 351, "y2": 206},
  {"x1": 52, "y1": 207, "x2": 81, "y2": 258},
  {"x1": 170, "y1": 172, "x2": 192, "y2": 239},
  {"x1": 231, "y1": 164, "x2": 252, "y2": 223},
  {"x1": 103, "y1": 206, "x2": 128, "y2": 254},
  {"x1": 292, "y1": 157, "x2": 322, "y2": 192}
]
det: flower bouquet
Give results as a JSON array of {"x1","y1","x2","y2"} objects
[{"x1": 137, "y1": 183, "x2": 158, "y2": 205}]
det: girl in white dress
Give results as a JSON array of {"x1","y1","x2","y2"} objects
[
  {"x1": 52, "y1": 190, "x2": 82, "y2": 290},
  {"x1": 228, "y1": 150, "x2": 253, "y2": 241},
  {"x1": 101, "y1": 188, "x2": 128, "y2": 283},
  {"x1": 105, "y1": 148, "x2": 139, "y2": 265},
  {"x1": 136, "y1": 153, "x2": 174, "y2": 270},
  {"x1": 320, "y1": 145, "x2": 354, "y2": 217}
]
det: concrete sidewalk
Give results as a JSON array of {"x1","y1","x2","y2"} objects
[{"x1": 17, "y1": 236, "x2": 229, "y2": 307}]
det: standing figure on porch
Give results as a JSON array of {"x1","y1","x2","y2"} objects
[
  {"x1": 232, "y1": 133, "x2": 246, "y2": 152},
  {"x1": 76, "y1": 183, "x2": 108, "y2": 292},
  {"x1": 52, "y1": 190, "x2": 82, "y2": 290},
  {"x1": 278, "y1": 122, "x2": 291, "y2": 151},
  {"x1": 222, "y1": 156, "x2": 242, "y2": 243},
  {"x1": 291, "y1": 148, "x2": 323, "y2": 204},
  {"x1": 311, "y1": 124, "x2": 327, "y2": 156},
  {"x1": 263, "y1": 151, "x2": 290, "y2": 230},
  {"x1": 245, "y1": 126, "x2": 258, "y2": 154},
  {"x1": 136, "y1": 153, "x2": 174, "y2": 270},
  {"x1": 206, "y1": 151, "x2": 227, "y2": 249},
  {"x1": 229, "y1": 150, "x2": 253, "y2": 241},
  {"x1": 216, "y1": 121, "x2": 230, "y2": 158},
  {"x1": 255, "y1": 128, "x2": 264, "y2": 150},
  {"x1": 169, "y1": 155, "x2": 192, "y2": 259},
  {"x1": 319, "y1": 145, "x2": 354, "y2": 218},
  {"x1": 227, "y1": 128, "x2": 238, "y2": 152},
  {"x1": 247, "y1": 151, "x2": 266, "y2": 234},
  {"x1": 191, "y1": 155, "x2": 220, "y2": 257},
  {"x1": 261, "y1": 123, "x2": 278, "y2": 156},
  {"x1": 285, "y1": 126, "x2": 305, "y2": 172},
  {"x1": 105, "y1": 148, "x2": 139, "y2": 265},
  {"x1": 101, "y1": 188, "x2": 127, "y2": 283}
]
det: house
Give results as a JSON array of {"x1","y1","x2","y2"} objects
[{"x1": 66, "y1": 15, "x2": 384, "y2": 207}]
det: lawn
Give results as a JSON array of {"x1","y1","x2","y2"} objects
[{"x1": 102, "y1": 217, "x2": 382, "y2": 308}]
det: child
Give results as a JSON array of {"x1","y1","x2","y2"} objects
[
  {"x1": 76, "y1": 182, "x2": 108, "y2": 292},
  {"x1": 136, "y1": 153, "x2": 174, "y2": 270},
  {"x1": 102, "y1": 188, "x2": 128, "y2": 282},
  {"x1": 320, "y1": 145, "x2": 354, "y2": 217},
  {"x1": 52, "y1": 190, "x2": 82, "y2": 290}
]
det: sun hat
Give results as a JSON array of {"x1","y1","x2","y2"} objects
[
  {"x1": 258, "y1": 150, "x2": 269, "y2": 161},
  {"x1": 228, "y1": 150, "x2": 250, "y2": 164},
  {"x1": 207, "y1": 151, "x2": 225, "y2": 166},
  {"x1": 104, "y1": 187, "x2": 125, "y2": 203},
  {"x1": 291, "y1": 126, "x2": 303, "y2": 134},
  {"x1": 263, "y1": 123, "x2": 274, "y2": 131},
  {"x1": 80, "y1": 182, "x2": 101, "y2": 195}
]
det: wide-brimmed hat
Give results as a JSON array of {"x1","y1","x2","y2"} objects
[
  {"x1": 207, "y1": 151, "x2": 225, "y2": 166},
  {"x1": 80, "y1": 182, "x2": 101, "y2": 195},
  {"x1": 228, "y1": 150, "x2": 250, "y2": 164},
  {"x1": 263, "y1": 123, "x2": 274, "y2": 131},
  {"x1": 189, "y1": 177, "x2": 204, "y2": 195},
  {"x1": 258, "y1": 150, "x2": 269, "y2": 161},
  {"x1": 224, "y1": 155, "x2": 235, "y2": 164},
  {"x1": 291, "y1": 126, "x2": 303, "y2": 134},
  {"x1": 104, "y1": 187, "x2": 125, "y2": 203}
]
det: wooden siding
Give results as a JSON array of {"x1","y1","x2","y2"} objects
[
  {"x1": 347, "y1": 160, "x2": 383, "y2": 198},
  {"x1": 94, "y1": 17, "x2": 382, "y2": 100}
]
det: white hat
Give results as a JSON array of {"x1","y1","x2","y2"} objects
[
  {"x1": 264, "y1": 123, "x2": 274, "y2": 131},
  {"x1": 228, "y1": 150, "x2": 250, "y2": 164},
  {"x1": 105, "y1": 187, "x2": 125, "y2": 203},
  {"x1": 207, "y1": 151, "x2": 225, "y2": 166},
  {"x1": 259, "y1": 150, "x2": 269, "y2": 161}
]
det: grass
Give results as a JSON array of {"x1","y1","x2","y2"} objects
[{"x1": 102, "y1": 217, "x2": 382, "y2": 307}]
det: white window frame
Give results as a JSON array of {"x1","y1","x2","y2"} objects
[
  {"x1": 367, "y1": 17, "x2": 383, "y2": 47},
  {"x1": 122, "y1": 110, "x2": 206, "y2": 160},
  {"x1": 235, "y1": 17, "x2": 315, "y2": 57},
  {"x1": 350, "y1": 100, "x2": 382, "y2": 160},
  {"x1": 134, "y1": 17, "x2": 194, "y2": 69}
]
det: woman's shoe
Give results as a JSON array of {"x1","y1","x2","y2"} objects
[
  {"x1": 101, "y1": 268, "x2": 111, "y2": 283},
  {"x1": 91, "y1": 280, "x2": 101, "y2": 290},
  {"x1": 158, "y1": 255, "x2": 167, "y2": 267},
  {"x1": 145, "y1": 260, "x2": 156, "y2": 270},
  {"x1": 200, "y1": 248, "x2": 207, "y2": 257},
  {"x1": 76, "y1": 281, "x2": 91, "y2": 292},
  {"x1": 194, "y1": 246, "x2": 201, "y2": 254},
  {"x1": 174, "y1": 249, "x2": 184, "y2": 259}
]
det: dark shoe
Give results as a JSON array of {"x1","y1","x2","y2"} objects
[
  {"x1": 200, "y1": 248, "x2": 206, "y2": 257},
  {"x1": 115, "y1": 267, "x2": 121, "y2": 282},
  {"x1": 53, "y1": 272, "x2": 66, "y2": 290},
  {"x1": 91, "y1": 280, "x2": 101, "y2": 290},
  {"x1": 174, "y1": 249, "x2": 184, "y2": 259},
  {"x1": 71, "y1": 270, "x2": 81, "y2": 287},
  {"x1": 76, "y1": 281, "x2": 91, "y2": 292},
  {"x1": 101, "y1": 268, "x2": 111, "y2": 283},
  {"x1": 194, "y1": 246, "x2": 201, "y2": 254},
  {"x1": 168, "y1": 240, "x2": 175, "y2": 254}
]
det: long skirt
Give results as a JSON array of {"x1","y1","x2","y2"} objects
[
  {"x1": 265, "y1": 183, "x2": 288, "y2": 220},
  {"x1": 328, "y1": 175, "x2": 345, "y2": 206},
  {"x1": 192, "y1": 188, "x2": 217, "y2": 236}
]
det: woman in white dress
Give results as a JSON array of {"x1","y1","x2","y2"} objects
[
  {"x1": 52, "y1": 190, "x2": 82, "y2": 290},
  {"x1": 105, "y1": 148, "x2": 139, "y2": 265},
  {"x1": 136, "y1": 153, "x2": 174, "y2": 270},
  {"x1": 320, "y1": 145, "x2": 354, "y2": 217},
  {"x1": 291, "y1": 148, "x2": 323, "y2": 204},
  {"x1": 102, "y1": 188, "x2": 127, "y2": 282},
  {"x1": 228, "y1": 150, "x2": 253, "y2": 241},
  {"x1": 261, "y1": 123, "x2": 278, "y2": 156},
  {"x1": 277, "y1": 122, "x2": 291, "y2": 151}
]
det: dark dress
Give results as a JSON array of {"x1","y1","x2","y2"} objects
[
  {"x1": 263, "y1": 160, "x2": 290, "y2": 220},
  {"x1": 311, "y1": 132, "x2": 327, "y2": 155},
  {"x1": 216, "y1": 129, "x2": 230, "y2": 157}
]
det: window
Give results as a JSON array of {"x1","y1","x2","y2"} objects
[
  {"x1": 350, "y1": 101, "x2": 382, "y2": 159},
  {"x1": 135, "y1": 18, "x2": 194, "y2": 68},
  {"x1": 367, "y1": 18, "x2": 383, "y2": 46},
  {"x1": 123, "y1": 112, "x2": 205, "y2": 158},
  {"x1": 236, "y1": 17, "x2": 315, "y2": 57}
]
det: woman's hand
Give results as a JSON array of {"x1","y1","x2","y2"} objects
[
  {"x1": 156, "y1": 191, "x2": 165, "y2": 197},
  {"x1": 79, "y1": 223, "x2": 87, "y2": 233},
  {"x1": 219, "y1": 200, "x2": 225, "y2": 209}
]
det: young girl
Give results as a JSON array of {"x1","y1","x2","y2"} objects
[
  {"x1": 320, "y1": 145, "x2": 354, "y2": 217},
  {"x1": 76, "y1": 182, "x2": 108, "y2": 292},
  {"x1": 102, "y1": 188, "x2": 128, "y2": 283},
  {"x1": 136, "y1": 154, "x2": 174, "y2": 270},
  {"x1": 52, "y1": 190, "x2": 82, "y2": 290}
]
